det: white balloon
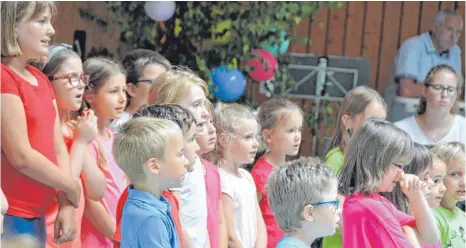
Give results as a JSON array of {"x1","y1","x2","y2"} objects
[{"x1": 144, "y1": 1, "x2": 176, "y2": 22}]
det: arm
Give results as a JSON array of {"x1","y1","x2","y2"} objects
[
  {"x1": 204, "y1": 233, "x2": 211, "y2": 248},
  {"x1": 254, "y1": 202, "x2": 267, "y2": 248},
  {"x1": 219, "y1": 198, "x2": 228, "y2": 248},
  {"x1": 402, "y1": 225, "x2": 421, "y2": 248},
  {"x1": 80, "y1": 152, "x2": 106, "y2": 201},
  {"x1": 222, "y1": 194, "x2": 243, "y2": 248},
  {"x1": 0, "y1": 189, "x2": 8, "y2": 215},
  {"x1": 1, "y1": 94, "x2": 79, "y2": 204},
  {"x1": 398, "y1": 79, "x2": 426, "y2": 97},
  {"x1": 83, "y1": 198, "x2": 116, "y2": 239},
  {"x1": 182, "y1": 226, "x2": 195, "y2": 248}
]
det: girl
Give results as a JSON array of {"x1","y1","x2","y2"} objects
[
  {"x1": 38, "y1": 44, "x2": 107, "y2": 247},
  {"x1": 110, "y1": 49, "x2": 170, "y2": 132},
  {"x1": 148, "y1": 66, "x2": 212, "y2": 248},
  {"x1": 1, "y1": 2, "x2": 80, "y2": 245},
  {"x1": 80, "y1": 57, "x2": 128, "y2": 247},
  {"x1": 213, "y1": 102, "x2": 267, "y2": 248},
  {"x1": 252, "y1": 97, "x2": 303, "y2": 248},
  {"x1": 339, "y1": 119, "x2": 439, "y2": 247},
  {"x1": 395, "y1": 64, "x2": 466, "y2": 146},
  {"x1": 431, "y1": 142, "x2": 465, "y2": 248},
  {"x1": 323, "y1": 86, "x2": 387, "y2": 248}
]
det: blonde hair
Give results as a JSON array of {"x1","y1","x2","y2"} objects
[
  {"x1": 267, "y1": 156, "x2": 337, "y2": 232},
  {"x1": 148, "y1": 66, "x2": 209, "y2": 105},
  {"x1": 211, "y1": 102, "x2": 258, "y2": 164},
  {"x1": 1, "y1": 1, "x2": 56, "y2": 57},
  {"x1": 431, "y1": 142, "x2": 465, "y2": 166},
  {"x1": 113, "y1": 117, "x2": 181, "y2": 183}
]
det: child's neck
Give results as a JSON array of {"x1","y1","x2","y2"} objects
[
  {"x1": 97, "y1": 116, "x2": 111, "y2": 137},
  {"x1": 133, "y1": 183, "x2": 162, "y2": 199},
  {"x1": 58, "y1": 108, "x2": 69, "y2": 125},
  {"x1": 2, "y1": 56, "x2": 28, "y2": 73},
  {"x1": 263, "y1": 150, "x2": 286, "y2": 168},
  {"x1": 218, "y1": 157, "x2": 241, "y2": 177},
  {"x1": 287, "y1": 229, "x2": 316, "y2": 247},
  {"x1": 440, "y1": 197, "x2": 458, "y2": 211}
]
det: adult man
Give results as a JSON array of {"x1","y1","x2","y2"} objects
[{"x1": 384, "y1": 10, "x2": 463, "y2": 122}]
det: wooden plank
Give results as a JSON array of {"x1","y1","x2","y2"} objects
[
  {"x1": 326, "y1": 3, "x2": 347, "y2": 56},
  {"x1": 420, "y1": 2, "x2": 439, "y2": 33},
  {"x1": 440, "y1": 1, "x2": 455, "y2": 10},
  {"x1": 361, "y1": 1, "x2": 383, "y2": 90},
  {"x1": 377, "y1": 2, "x2": 402, "y2": 92},
  {"x1": 344, "y1": 2, "x2": 365, "y2": 58},
  {"x1": 399, "y1": 2, "x2": 421, "y2": 46},
  {"x1": 308, "y1": 6, "x2": 329, "y2": 55},
  {"x1": 290, "y1": 17, "x2": 310, "y2": 53}
]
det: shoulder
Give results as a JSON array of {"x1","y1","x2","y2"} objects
[
  {"x1": 454, "y1": 115, "x2": 466, "y2": 126},
  {"x1": 251, "y1": 157, "x2": 272, "y2": 177},
  {"x1": 344, "y1": 194, "x2": 390, "y2": 217},
  {"x1": 394, "y1": 116, "x2": 416, "y2": 129},
  {"x1": 450, "y1": 45, "x2": 462, "y2": 56},
  {"x1": 399, "y1": 33, "x2": 425, "y2": 49}
]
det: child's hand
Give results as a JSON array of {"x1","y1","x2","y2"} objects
[
  {"x1": 54, "y1": 205, "x2": 77, "y2": 244},
  {"x1": 71, "y1": 109, "x2": 97, "y2": 144},
  {"x1": 399, "y1": 173, "x2": 425, "y2": 200}
]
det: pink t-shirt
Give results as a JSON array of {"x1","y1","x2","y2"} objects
[
  {"x1": 81, "y1": 129, "x2": 126, "y2": 247},
  {"x1": 202, "y1": 159, "x2": 222, "y2": 248},
  {"x1": 251, "y1": 156, "x2": 285, "y2": 248},
  {"x1": 342, "y1": 193, "x2": 416, "y2": 248}
]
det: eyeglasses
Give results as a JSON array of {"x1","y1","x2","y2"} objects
[
  {"x1": 425, "y1": 83, "x2": 457, "y2": 96},
  {"x1": 312, "y1": 198, "x2": 340, "y2": 212},
  {"x1": 136, "y1": 78, "x2": 156, "y2": 85},
  {"x1": 49, "y1": 73, "x2": 90, "y2": 87}
]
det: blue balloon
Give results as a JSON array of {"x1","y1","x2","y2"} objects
[
  {"x1": 262, "y1": 29, "x2": 289, "y2": 56},
  {"x1": 210, "y1": 66, "x2": 246, "y2": 102}
]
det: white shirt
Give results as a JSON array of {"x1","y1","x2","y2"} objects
[
  {"x1": 219, "y1": 168, "x2": 258, "y2": 248},
  {"x1": 394, "y1": 115, "x2": 466, "y2": 146},
  {"x1": 178, "y1": 158, "x2": 208, "y2": 248},
  {"x1": 109, "y1": 112, "x2": 133, "y2": 133}
]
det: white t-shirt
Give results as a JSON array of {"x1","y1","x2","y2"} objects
[
  {"x1": 109, "y1": 112, "x2": 133, "y2": 133},
  {"x1": 219, "y1": 167, "x2": 258, "y2": 248},
  {"x1": 177, "y1": 158, "x2": 208, "y2": 248},
  {"x1": 394, "y1": 115, "x2": 466, "y2": 146}
]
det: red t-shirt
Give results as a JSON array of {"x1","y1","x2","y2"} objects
[
  {"x1": 1, "y1": 63, "x2": 58, "y2": 218},
  {"x1": 202, "y1": 159, "x2": 222, "y2": 248},
  {"x1": 113, "y1": 187, "x2": 184, "y2": 248},
  {"x1": 251, "y1": 156, "x2": 285, "y2": 248},
  {"x1": 342, "y1": 193, "x2": 416, "y2": 248}
]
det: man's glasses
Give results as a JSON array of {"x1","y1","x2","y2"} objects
[
  {"x1": 49, "y1": 73, "x2": 90, "y2": 87},
  {"x1": 136, "y1": 78, "x2": 156, "y2": 85},
  {"x1": 425, "y1": 83, "x2": 457, "y2": 96},
  {"x1": 312, "y1": 198, "x2": 340, "y2": 212}
]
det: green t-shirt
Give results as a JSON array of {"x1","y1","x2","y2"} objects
[
  {"x1": 433, "y1": 206, "x2": 466, "y2": 248},
  {"x1": 322, "y1": 146, "x2": 344, "y2": 248}
]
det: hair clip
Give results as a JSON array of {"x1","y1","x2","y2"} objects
[{"x1": 44, "y1": 43, "x2": 73, "y2": 65}]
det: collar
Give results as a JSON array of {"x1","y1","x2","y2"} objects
[
  {"x1": 424, "y1": 31, "x2": 450, "y2": 57},
  {"x1": 127, "y1": 186, "x2": 171, "y2": 212}
]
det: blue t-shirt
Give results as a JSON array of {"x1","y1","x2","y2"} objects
[
  {"x1": 276, "y1": 236, "x2": 309, "y2": 248},
  {"x1": 121, "y1": 187, "x2": 180, "y2": 248}
]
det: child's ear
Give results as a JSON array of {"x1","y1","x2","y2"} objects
[
  {"x1": 302, "y1": 204, "x2": 314, "y2": 222},
  {"x1": 146, "y1": 157, "x2": 160, "y2": 175},
  {"x1": 218, "y1": 132, "x2": 229, "y2": 148},
  {"x1": 84, "y1": 91, "x2": 95, "y2": 105},
  {"x1": 126, "y1": 83, "x2": 137, "y2": 98},
  {"x1": 341, "y1": 114, "x2": 351, "y2": 130},
  {"x1": 262, "y1": 129, "x2": 273, "y2": 145}
]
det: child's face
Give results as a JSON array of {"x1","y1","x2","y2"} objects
[
  {"x1": 228, "y1": 119, "x2": 260, "y2": 165},
  {"x1": 128, "y1": 64, "x2": 166, "y2": 107},
  {"x1": 346, "y1": 101, "x2": 387, "y2": 133},
  {"x1": 16, "y1": 8, "x2": 55, "y2": 59},
  {"x1": 307, "y1": 185, "x2": 340, "y2": 237},
  {"x1": 425, "y1": 158, "x2": 447, "y2": 208},
  {"x1": 86, "y1": 73, "x2": 127, "y2": 120},
  {"x1": 377, "y1": 159, "x2": 409, "y2": 192},
  {"x1": 177, "y1": 85, "x2": 209, "y2": 133},
  {"x1": 197, "y1": 117, "x2": 217, "y2": 155},
  {"x1": 266, "y1": 110, "x2": 303, "y2": 156},
  {"x1": 50, "y1": 57, "x2": 86, "y2": 111},
  {"x1": 183, "y1": 123, "x2": 200, "y2": 172},
  {"x1": 442, "y1": 160, "x2": 465, "y2": 205},
  {"x1": 158, "y1": 129, "x2": 188, "y2": 189}
]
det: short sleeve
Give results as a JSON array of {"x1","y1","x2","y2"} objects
[
  {"x1": 367, "y1": 216, "x2": 414, "y2": 248},
  {"x1": 251, "y1": 165, "x2": 268, "y2": 195},
  {"x1": 220, "y1": 171, "x2": 234, "y2": 199},
  {"x1": 137, "y1": 216, "x2": 172, "y2": 248},
  {"x1": 241, "y1": 169, "x2": 257, "y2": 192},
  {"x1": 395, "y1": 39, "x2": 422, "y2": 82},
  {"x1": 382, "y1": 196, "x2": 416, "y2": 227},
  {"x1": 113, "y1": 187, "x2": 130, "y2": 243},
  {"x1": 433, "y1": 209, "x2": 450, "y2": 247},
  {"x1": 1, "y1": 66, "x2": 20, "y2": 95}
]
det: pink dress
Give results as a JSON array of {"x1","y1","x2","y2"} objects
[
  {"x1": 81, "y1": 129, "x2": 126, "y2": 247},
  {"x1": 202, "y1": 159, "x2": 222, "y2": 248}
]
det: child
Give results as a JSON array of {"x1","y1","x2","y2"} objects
[
  {"x1": 113, "y1": 117, "x2": 188, "y2": 247},
  {"x1": 431, "y1": 142, "x2": 465, "y2": 248},
  {"x1": 38, "y1": 44, "x2": 107, "y2": 247},
  {"x1": 322, "y1": 86, "x2": 386, "y2": 248},
  {"x1": 81, "y1": 58, "x2": 128, "y2": 247},
  {"x1": 212, "y1": 102, "x2": 267, "y2": 248},
  {"x1": 339, "y1": 119, "x2": 440, "y2": 247},
  {"x1": 148, "y1": 67, "x2": 211, "y2": 247},
  {"x1": 267, "y1": 156, "x2": 340, "y2": 247},
  {"x1": 198, "y1": 99, "x2": 227, "y2": 248},
  {"x1": 1, "y1": 2, "x2": 80, "y2": 245},
  {"x1": 110, "y1": 49, "x2": 170, "y2": 132},
  {"x1": 252, "y1": 97, "x2": 303, "y2": 248},
  {"x1": 113, "y1": 104, "x2": 199, "y2": 248}
]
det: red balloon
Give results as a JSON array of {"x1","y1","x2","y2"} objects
[{"x1": 245, "y1": 49, "x2": 278, "y2": 82}]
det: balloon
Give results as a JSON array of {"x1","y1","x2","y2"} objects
[
  {"x1": 244, "y1": 49, "x2": 278, "y2": 82},
  {"x1": 262, "y1": 29, "x2": 289, "y2": 56},
  {"x1": 144, "y1": 1, "x2": 176, "y2": 22},
  {"x1": 211, "y1": 19, "x2": 232, "y2": 45},
  {"x1": 210, "y1": 66, "x2": 246, "y2": 101}
]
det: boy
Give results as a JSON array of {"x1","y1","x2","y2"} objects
[
  {"x1": 113, "y1": 104, "x2": 199, "y2": 248},
  {"x1": 267, "y1": 157, "x2": 340, "y2": 248},
  {"x1": 113, "y1": 117, "x2": 188, "y2": 247}
]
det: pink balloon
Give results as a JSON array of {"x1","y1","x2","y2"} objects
[{"x1": 245, "y1": 49, "x2": 278, "y2": 82}]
